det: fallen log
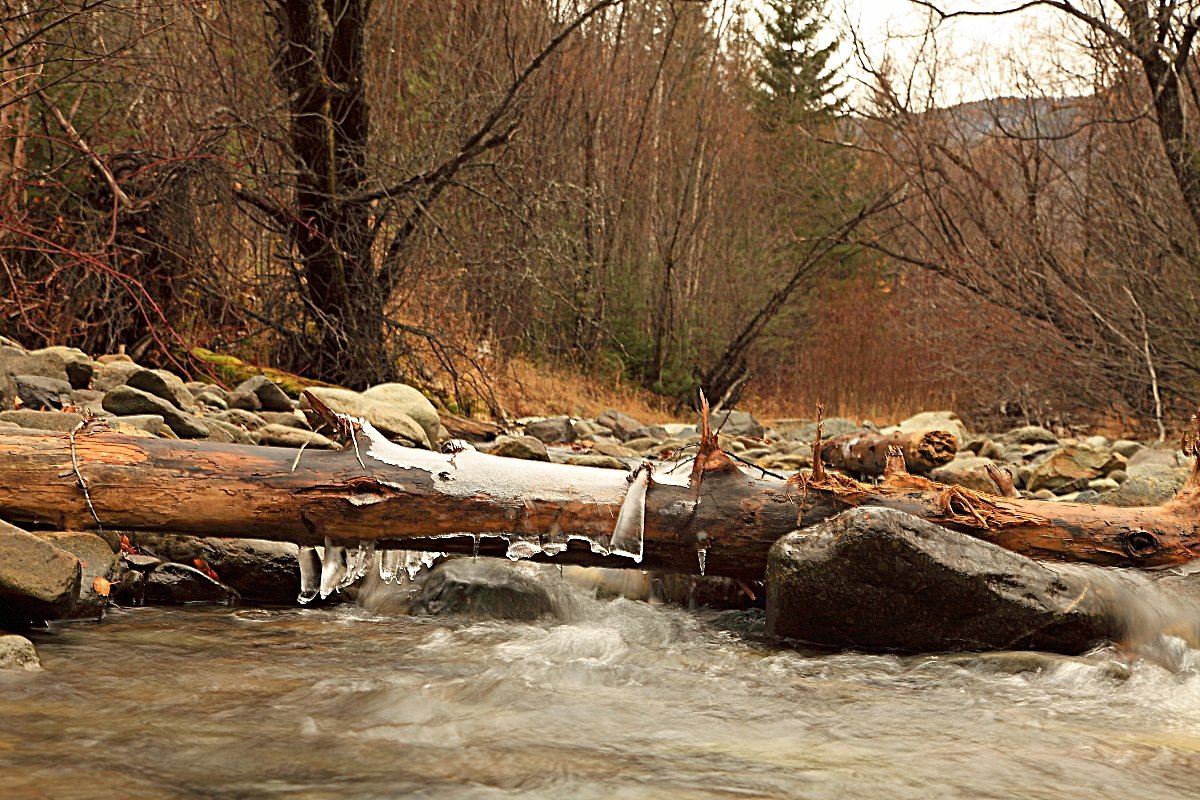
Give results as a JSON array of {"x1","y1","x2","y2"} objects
[
  {"x1": 0, "y1": 413, "x2": 1198, "y2": 579},
  {"x1": 821, "y1": 429, "x2": 956, "y2": 475}
]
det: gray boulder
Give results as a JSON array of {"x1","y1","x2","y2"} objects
[
  {"x1": 1, "y1": 346, "x2": 93, "y2": 389},
  {"x1": 91, "y1": 360, "x2": 143, "y2": 392},
  {"x1": 596, "y1": 409, "x2": 645, "y2": 441},
  {"x1": 562, "y1": 454, "x2": 629, "y2": 470},
  {"x1": 13, "y1": 374, "x2": 73, "y2": 409},
  {"x1": 1095, "y1": 472, "x2": 1187, "y2": 507},
  {"x1": 1000, "y1": 425, "x2": 1059, "y2": 446},
  {"x1": 705, "y1": 409, "x2": 764, "y2": 439},
  {"x1": 144, "y1": 562, "x2": 240, "y2": 605},
  {"x1": 0, "y1": 518, "x2": 81, "y2": 623},
  {"x1": 789, "y1": 417, "x2": 864, "y2": 442},
  {"x1": 0, "y1": 635, "x2": 41, "y2": 671},
  {"x1": 38, "y1": 532, "x2": 119, "y2": 618},
  {"x1": 361, "y1": 383, "x2": 441, "y2": 447},
  {"x1": 930, "y1": 456, "x2": 1004, "y2": 493},
  {"x1": 883, "y1": 411, "x2": 969, "y2": 447},
  {"x1": 235, "y1": 375, "x2": 294, "y2": 412},
  {"x1": 213, "y1": 409, "x2": 268, "y2": 431},
  {"x1": 1025, "y1": 445, "x2": 1111, "y2": 493},
  {"x1": 302, "y1": 387, "x2": 430, "y2": 449},
  {"x1": 410, "y1": 560, "x2": 556, "y2": 620},
  {"x1": 101, "y1": 385, "x2": 209, "y2": 438},
  {"x1": 524, "y1": 416, "x2": 577, "y2": 444},
  {"x1": 0, "y1": 409, "x2": 85, "y2": 432},
  {"x1": 256, "y1": 424, "x2": 339, "y2": 450},
  {"x1": 227, "y1": 389, "x2": 263, "y2": 411},
  {"x1": 765, "y1": 507, "x2": 1117, "y2": 653},
  {"x1": 126, "y1": 369, "x2": 197, "y2": 412},
  {"x1": 130, "y1": 534, "x2": 300, "y2": 605},
  {"x1": 489, "y1": 434, "x2": 550, "y2": 462}
]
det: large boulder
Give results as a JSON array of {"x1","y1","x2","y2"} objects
[
  {"x1": 703, "y1": 409, "x2": 764, "y2": 439},
  {"x1": 143, "y1": 562, "x2": 240, "y2": 605},
  {"x1": 101, "y1": 385, "x2": 210, "y2": 438},
  {"x1": 13, "y1": 374, "x2": 73, "y2": 409},
  {"x1": 523, "y1": 416, "x2": 577, "y2": 445},
  {"x1": 1025, "y1": 445, "x2": 1111, "y2": 493},
  {"x1": 129, "y1": 534, "x2": 300, "y2": 605},
  {"x1": 596, "y1": 409, "x2": 645, "y2": 442},
  {"x1": 929, "y1": 456, "x2": 1003, "y2": 493},
  {"x1": 302, "y1": 387, "x2": 430, "y2": 449},
  {"x1": 235, "y1": 375, "x2": 294, "y2": 412},
  {"x1": 361, "y1": 383, "x2": 440, "y2": 447},
  {"x1": 0, "y1": 519, "x2": 81, "y2": 623},
  {"x1": 409, "y1": 560, "x2": 556, "y2": 620},
  {"x1": 1096, "y1": 472, "x2": 1187, "y2": 507},
  {"x1": 0, "y1": 346, "x2": 93, "y2": 389},
  {"x1": 256, "y1": 424, "x2": 339, "y2": 450},
  {"x1": 489, "y1": 434, "x2": 550, "y2": 462},
  {"x1": 765, "y1": 507, "x2": 1118, "y2": 654},
  {"x1": 38, "y1": 532, "x2": 119, "y2": 618},
  {"x1": 0, "y1": 635, "x2": 41, "y2": 671},
  {"x1": 90, "y1": 360, "x2": 143, "y2": 392},
  {"x1": 999, "y1": 425, "x2": 1059, "y2": 446},
  {"x1": 0, "y1": 410, "x2": 85, "y2": 433},
  {"x1": 126, "y1": 368, "x2": 197, "y2": 412}
]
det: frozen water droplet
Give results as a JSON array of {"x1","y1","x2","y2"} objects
[
  {"x1": 609, "y1": 465, "x2": 649, "y2": 563},
  {"x1": 505, "y1": 536, "x2": 543, "y2": 561},
  {"x1": 342, "y1": 541, "x2": 374, "y2": 586},
  {"x1": 472, "y1": 534, "x2": 480, "y2": 563},
  {"x1": 320, "y1": 538, "x2": 348, "y2": 598},
  {"x1": 297, "y1": 546, "x2": 321, "y2": 604},
  {"x1": 697, "y1": 547, "x2": 707, "y2": 577}
]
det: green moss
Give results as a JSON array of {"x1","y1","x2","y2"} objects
[{"x1": 190, "y1": 347, "x2": 341, "y2": 397}]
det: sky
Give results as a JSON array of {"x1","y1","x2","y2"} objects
[{"x1": 831, "y1": 0, "x2": 1093, "y2": 107}]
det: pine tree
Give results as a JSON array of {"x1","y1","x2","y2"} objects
[{"x1": 755, "y1": 0, "x2": 844, "y2": 128}]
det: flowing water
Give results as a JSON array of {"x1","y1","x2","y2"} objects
[{"x1": 3, "y1": 576, "x2": 1200, "y2": 800}]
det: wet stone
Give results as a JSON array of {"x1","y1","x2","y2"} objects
[
  {"x1": 0, "y1": 635, "x2": 41, "y2": 671},
  {"x1": 409, "y1": 560, "x2": 556, "y2": 620},
  {"x1": 144, "y1": 562, "x2": 240, "y2": 605},
  {"x1": 235, "y1": 375, "x2": 294, "y2": 412}
]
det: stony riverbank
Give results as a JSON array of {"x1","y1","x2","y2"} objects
[{"x1": 2, "y1": 338, "x2": 1197, "y2": 667}]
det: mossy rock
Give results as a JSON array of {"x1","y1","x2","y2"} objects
[{"x1": 190, "y1": 348, "x2": 340, "y2": 398}]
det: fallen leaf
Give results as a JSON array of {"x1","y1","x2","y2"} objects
[
  {"x1": 194, "y1": 558, "x2": 219, "y2": 581},
  {"x1": 119, "y1": 534, "x2": 137, "y2": 555},
  {"x1": 92, "y1": 576, "x2": 112, "y2": 597}
]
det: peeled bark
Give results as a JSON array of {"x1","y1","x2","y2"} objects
[
  {"x1": 822, "y1": 430, "x2": 956, "y2": 476},
  {"x1": 0, "y1": 423, "x2": 1197, "y2": 579}
]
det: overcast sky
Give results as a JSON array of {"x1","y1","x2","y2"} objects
[{"x1": 830, "y1": 0, "x2": 1092, "y2": 107}]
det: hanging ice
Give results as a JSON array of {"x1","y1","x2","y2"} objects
[
  {"x1": 297, "y1": 546, "x2": 322, "y2": 604},
  {"x1": 505, "y1": 535, "x2": 543, "y2": 561},
  {"x1": 319, "y1": 538, "x2": 348, "y2": 598},
  {"x1": 378, "y1": 549, "x2": 405, "y2": 584},
  {"x1": 471, "y1": 534, "x2": 480, "y2": 563},
  {"x1": 697, "y1": 547, "x2": 707, "y2": 577},
  {"x1": 345, "y1": 541, "x2": 375, "y2": 585},
  {"x1": 609, "y1": 464, "x2": 649, "y2": 563}
]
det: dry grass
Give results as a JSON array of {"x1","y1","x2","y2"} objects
[{"x1": 491, "y1": 358, "x2": 683, "y2": 423}]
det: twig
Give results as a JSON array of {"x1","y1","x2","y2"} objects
[{"x1": 68, "y1": 422, "x2": 103, "y2": 529}]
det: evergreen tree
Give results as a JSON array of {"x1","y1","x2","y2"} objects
[{"x1": 755, "y1": 0, "x2": 844, "y2": 128}]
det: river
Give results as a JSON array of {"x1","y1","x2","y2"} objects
[{"x1": 2, "y1": 575, "x2": 1199, "y2": 799}]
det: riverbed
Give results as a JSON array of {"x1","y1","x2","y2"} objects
[{"x1": 3, "y1": 581, "x2": 1199, "y2": 799}]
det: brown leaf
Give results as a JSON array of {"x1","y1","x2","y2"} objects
[
  {"x1": 92, "y1": 576, "x2": 112, "y2": 597},
  {"x1": 194, "y1": 558, "x2": 219, "y2": 581}
]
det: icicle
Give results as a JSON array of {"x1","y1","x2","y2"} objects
[
  {"x1": 505, "y1": 535, "x2": 543, "y2": 561},
  {"x1": 697, "y1": 547, "x2": 708, "y2": 577},
  {"x1": 319, "y1": 538, "x2": 348, "y2": 598},
  {"x1": 297, "y1": 546, "x2": 322, "y2": 604},
  {"x1": 341, "y1": 541, "x2": 374, "y2": 587},
  {"x1": 379, "y1": 550, "x2": 404, "y2": 584},
  {"x1": 472, "y1": 534, "x2": 480, "y2": 563},
  {"x1": 609, "y1": 464, "x2": 649, "y2": 563}
]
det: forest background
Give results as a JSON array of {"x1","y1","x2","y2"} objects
[{"x1": 3, "y1": 0, "x2": 1199, "y2": 436}]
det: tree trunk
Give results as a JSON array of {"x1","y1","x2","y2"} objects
[
  {"x1": 822, "y1": 430, "x2": 956, "y2": 476},
  {"x1": 0, "y1": 426, "x2": 1197, "y2": 579}
]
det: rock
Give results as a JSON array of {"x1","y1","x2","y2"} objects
[
  {"x1": 0, "y1": 635, "x2": 41, "y2": 671},
  {"x1": 110, "y1": 414, "x2": 166, "y2": 436},
  {"x1": 1088, "y1": 477, "x2": 1120, "y2": 493},
  {"x1": 489, "y1": 435, "x2": 550, "y2": 462},
  {"x1": 929, "y1": 456, "x2": 1004, "y2": 493},
  {"x1": 0, "y1": 370, "x2": 14, "y2": 411},
  {"x1": 572, "y1": 419, "x2": 609, "y2": 439},
  {"x1": 13, "y1": 374, "x2": 73, "y2": 409},
  {"x1": 765, "y1": 508, "x2": 1117, "y2": 653},
  {"x1": 1000, "y1": 424, "x2": 1060, "y2": 445},
  {"x1": 623, "y1": 435, "x2": 664, "y2": 453},
  {"x1": 213, "y1": 409, "x2": 268, "y2": 431},
  {"x1": 596, "y1": 409, "x2": 645, "y2": 441},
  {"x1": 628, "y1": 425, "x2": 670, "y2": 441},
  {"x1": 256, "y1": 424, "x2": 339, "y2": 450},
  {"x1": 790, "y1": 417, "x2": 863, "y2": 442},
  {"x1": 1095, "y1": 472, "x2": 1187, "y2": 507},
  {"x1": 523, "y1": 416, "x2": 577, "y2": 444},
  {"x1": 302, "y1": 387, "x2": 430, "y2": 449},
  {"x1": 226, "y1": 390, "x2": 262, "y2": 411},
  {"x1": 1, "y1": 346, "x2": 93, "y2": 389},
  {"x1": 194, "y1": 391, "x2": 228, "y2": 410},
  {"x1": 409, "y1": 560, "x2": 555, "y2": 620},
  {"x1": 361, "y1": 383, "x2": 440, "y2": 447},
  {"x1": 1108, "y1": 469, "x2": 1129, "y2": 484},
  {"x1": 0, "y1": 518, "x2": 81, "y2": 623},
  {"x1": 95, "y1": 353, "x2": 134, "y2": 364},
  {"x1": 591, "y1": 441, "x2": 637, "y2": 459},
  {"x1": 884, "y1": 411, "x2": 969, "y2": 447},
  {"x1": 1025, "y1": 445, "x2": 1110, "y2": 493},
  {"x1": 704, "y1": 409, "x2": 764, "y2": 439},
  {"x1": 235, "y1": 375, "x2": 294, "y2": 412},
  {"x1": 756, "y1": 453, "x2": 812, "y2": 471},
  {"x1": 126, "y1": 369, "x2": 197, "y2": 412},
  {"x1": 38, "y1": 532, "x2": 118, "y2": 617},
  {"x1": 1127, "y1": 448, "x2": 1185, "y2": 473},
  {"x1": 0, "y1": 409, "x2": 85, "y2": 432},
  {"x1": 143, "y1": 562, "x2": 240, "y2": 604},
  {"x1": 129, "y1": 534, "x2": 300, "y2": 605},
  {"x1": 101, "y1": 385, "x2": 210, "y2": 439},
  {"x1": 1112, "y1": 439, "x2": 1144, "y2": 459},
  {"x1": 259, "y1": 411, "x2": 310, "y2": 430},
  {"x1": 563, "y1": 454, "x2": 629, "y2": 470},
  {"x1": 204, "y1": 419, "x2": 257, "y2": 445},
  {"x1": 90, "y1": 360, "x2": 143, "y2": 392}
]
